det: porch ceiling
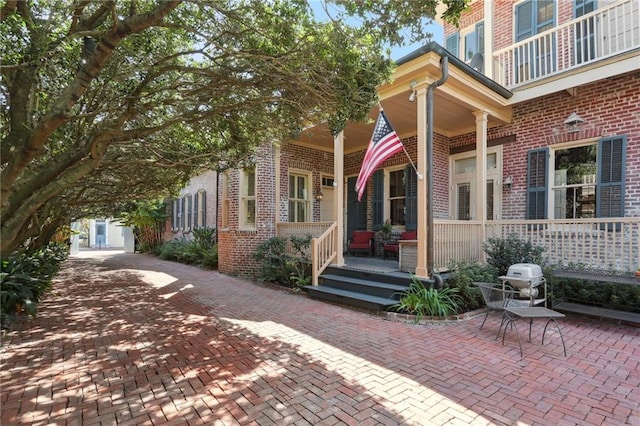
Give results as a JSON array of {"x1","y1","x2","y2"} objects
[{"x1": 294, "y1": 50, "x2": 513, "y2": 154}]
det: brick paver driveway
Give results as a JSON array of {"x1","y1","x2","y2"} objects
[{"x1": 2, "y1": 251, "x2": 639, "y2": 425}]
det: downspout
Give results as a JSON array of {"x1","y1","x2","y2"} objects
[{"x1": 427, "y1": 56, "x2": 448, "y2": 284}]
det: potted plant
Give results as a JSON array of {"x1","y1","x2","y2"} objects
[{"x1": 378, "y1": 219, "x2": 393, "y2": 243}]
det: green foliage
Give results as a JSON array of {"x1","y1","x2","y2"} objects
[
  {"x1": 156, "y1": 228, "x2": 218, "y2": 269},
  {"x1": 1, "y1": 243, "x2": 69, "y2": 328},
  {"x1": 446, "y1": 260, "x2": 498, "y2": 313},
  {"x1": 553, "y1": 278, "x2": 640, "y2": 313},
  {"x1": 253, "y1": 235, "x2": 312, "y2": 290},
  {"x1": 483, "y1": 234, "x2": 546, "y2": 276},
  {"x1": 392, "y1": 275, "x2": 460, "y2": 322}
]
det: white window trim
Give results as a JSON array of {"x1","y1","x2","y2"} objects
[
  {"x1": 449, "y1": 146, "x2": 503, "y2": 220},
  {"x1": 288, "y1": 169, "x2": 312, "y2": 223},
  {"x1": 239, "y1": 168, "x2": 257, "y2": 230},
  {"x1": 547, "y1": 137, "x2": 599, "y2": 219},
  {"x1": 384, "y1": 165, "x2": 407, "y2": 229}
]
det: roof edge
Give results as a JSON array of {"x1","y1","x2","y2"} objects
[{"x1": 395, "y1": 41, "x2": 513, "y2": 99}]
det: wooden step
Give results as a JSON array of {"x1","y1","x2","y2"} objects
[
  {"x1": 304, "y1": 285, "x2": 399, "y2": 312},
  {"x1": 319, "y1": 274, "x2": 408, "y2": 299}
]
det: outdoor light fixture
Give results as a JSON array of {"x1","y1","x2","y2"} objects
[
  {"x1": 315, "y1": 190, "x2": 324, "y2": 202},
  {"x1": 408, "y1": 81, "x2": 417, "y2": 102},
  {"x1": 503, "y1": 175, "x2": 513, "y2": 190},
  {"x1": 564, "y1": 112, "x2": 585, "y2": 133}
]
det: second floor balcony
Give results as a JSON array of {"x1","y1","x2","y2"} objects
[{"x1": 493, "y1": 0, "x2": 639, "y2": 90}]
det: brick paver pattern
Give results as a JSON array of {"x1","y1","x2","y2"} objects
[{"x1": 1, "y1": 251, "x2": 639, "y2": 425}]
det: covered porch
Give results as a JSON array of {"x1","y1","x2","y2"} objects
[
  {"x1": 286, "y1": 43, "x2": 514, "y2": 283},
  {"x1": 277, "y1": 217, "x2": 640, "y2": 285}
]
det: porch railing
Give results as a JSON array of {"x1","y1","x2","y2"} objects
[
  {"x1": 493, "y1": 0, "x2": 640, "y2": 88},
  {"x1": 311, "y1": 222, "x2": 338, "y2": 285},
  {"x1": 434, "y1": 217, "x2": 640, "y2": 273},
  {"x1": 275, "y1": 221, "x2": 334, "y2": 255},
  {"x1": 276, "y1": 221, "x2": 337, "y2": 285}
]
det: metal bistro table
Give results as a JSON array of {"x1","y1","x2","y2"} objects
[{"x1": 500, "y1": 307, "x2": 567, "y2": 357}]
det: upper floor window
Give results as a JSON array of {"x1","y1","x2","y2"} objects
[
  {"x1": 240, "y1": 168, "x2": 256, "y2": 229},
  {"x1": 447, "y1": 22, "x2": 484, "y2": 72},
  {"x1": 516, "y1": 0, "x2": 555, "y2": 42},
  {"x1": 288, "y1": 172, "x2": 310, "y2": 222}
]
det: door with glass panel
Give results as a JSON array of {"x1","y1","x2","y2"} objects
[{"x1": 451, "y1": 153, "x2": 500, "y2": 220}]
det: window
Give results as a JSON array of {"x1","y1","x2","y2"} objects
[
  {"x1": 185, "y1": 194, "x2": 193, "y2": 231},
  {"x1": 221, "y1": 172, "x2": 229, "y2": 229},
  {"x1": 515, "y1": 0, "x2": 556, "y2": 82},
  {"x1": 240, "y1": 168, "x2": 256, "y2": 228},
  {"x1": 178, "y1": 197, "x2": 185, "y2": 230},
  {"x1": 371, "y1": 166, "x2": 416, "y2": 230},
  {"x1": 171, "y1": 199, "x2": 179, "y2": 230},
  {"x1": 463, "y1": 21, "x2": 485, "y2": 67},
  {"x1": 552, "y1": 144, "x2": 596, "y2": 219},
  {"x1": 288, "y1": 172, "x2": 310, "y2": 222},
  {"x1": 194, "y1": 190, "x2": 206, "y2": 228},
  {"x1": 527, "y1": 137, "x2": 626, "y2": 220},
  {"x1": 446, "y1": 32, "x2": 459, "y2": 57},
  {"x1": 388, "y1": 169, "x2": 406, "y2": 226}
]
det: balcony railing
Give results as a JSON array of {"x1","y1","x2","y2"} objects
[
  {"x1": 493, "y1": 0, "x2": 640, "y2": 88},
  {"x1": 434, "y1": 218, "x2": 640, "y2": 273}
]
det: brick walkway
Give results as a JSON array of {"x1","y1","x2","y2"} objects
[{"x1": 1, "y1": 251, "x2": 639, "y2": 426}]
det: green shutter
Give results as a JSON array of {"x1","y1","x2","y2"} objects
[
  {"x1": 597, "y1": 136, "x2": 626, "y2": 218},
  {"x1": 193, "y1": 193, "x2": 199, "y2": 229},
  {"x1": 201, "y1": 191, "x2": 207, "y2": 227},
  {"x1": 405, "y1": 165, "x2": 417, "y2": 231},
  {"x1": 527, "y1": 148, "x2": 548, "y2": 219},
  {"x1": 372, "y1": 170, "x2": 384, "y2": 231},
  {"x1": 445, "y1": 33, "x2": 459, "y2": 58}
]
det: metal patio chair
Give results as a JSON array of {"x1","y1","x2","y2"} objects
[{"x1": 475, "y1": 282, "x2": 531, "y2": 330}]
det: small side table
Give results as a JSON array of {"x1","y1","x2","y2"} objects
[{"x1": 501, "y1": 307, "x2": 567, "y2": 357}]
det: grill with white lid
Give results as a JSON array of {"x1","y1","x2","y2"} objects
[{"x1": 498, "y1": 263, "x2": 547, "y2": 307}]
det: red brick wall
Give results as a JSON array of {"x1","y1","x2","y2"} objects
[
  {"x1": 443, "y1": 72, "x2": 640, "y2": 219},
  {"x1": 218, "y1": 144, "x2": 277, "y2": 278}
]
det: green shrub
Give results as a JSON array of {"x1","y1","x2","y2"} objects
[
  {"x1": 392, "y1": 275, "x2": 460, "y2": 322},
  {"x1": 253, "y1": 235, "x2": 311, "y2": 289},
  {"x1": 552, "y1": 277, "x2": 640, "y2": 313},
  {"x1": 156, "y1": 230, "x2": 218, "y2": 269},
  {"x1": 1, "y1": 243, "x2": 69, "y2": 327},
  {"x1": 446, "y1": 260, "x2": 498, "y2": 313},
  {"x1": 483, "y1": 233, "x2": 546, "y2": 276}
]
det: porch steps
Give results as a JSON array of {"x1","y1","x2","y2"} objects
[{"x1": 304, "y1": 266, "x2": 416, "y2": 312}]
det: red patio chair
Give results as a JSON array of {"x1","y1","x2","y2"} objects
[
  {"x1": 383, "y1": 230, "x2": 417, "y2": 260},
  {"x1": 347, "y1": 230, "x2": 375, "y2": 257}
]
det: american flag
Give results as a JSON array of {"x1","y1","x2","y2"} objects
[{"x1": 355, "y1": 110, "x2": 403, "y2": 201}]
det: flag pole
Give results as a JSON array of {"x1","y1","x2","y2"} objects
[{"x1": 378, "y1": 104, "x2": 422, "y2": 180}]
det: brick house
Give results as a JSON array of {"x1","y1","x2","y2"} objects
[
  {"x1": 208, "y1": 0, "x2": 640, "y2": 281},
  {"x1": 165, "y1": 170, "x2": 218, "y2": 242}
]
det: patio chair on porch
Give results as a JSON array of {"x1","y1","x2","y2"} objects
[
  {"x1": 347, "y1": 230, "x2": 375, "y2": 257},
  {"x1": 383, "y1": 230, "x2": 417, "y2": 259},
  {"x1": 475, "y1": 282, "x2": 530, "y2": 330}
]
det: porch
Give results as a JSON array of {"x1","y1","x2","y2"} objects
[
  {"x1": 277, "y1": 217, "x2": 640, "y2": 284},
  {"x1": 492, "y1": 0, "x2": 640, "y2": 90}
]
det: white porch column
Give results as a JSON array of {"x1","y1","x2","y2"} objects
[
  {"x1": 415, "y1": 86, "x2": 428, "y2": 278},
  {"x1": 474, "y1": 110, "x2": 488, "y2": 245},
  {"x1": 333, "y1": 131, "x2": 345, "y2": 266}
]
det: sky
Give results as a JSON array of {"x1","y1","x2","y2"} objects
[{"x1": 308, "y1": 1, "x2": 444, "y2": 61}]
